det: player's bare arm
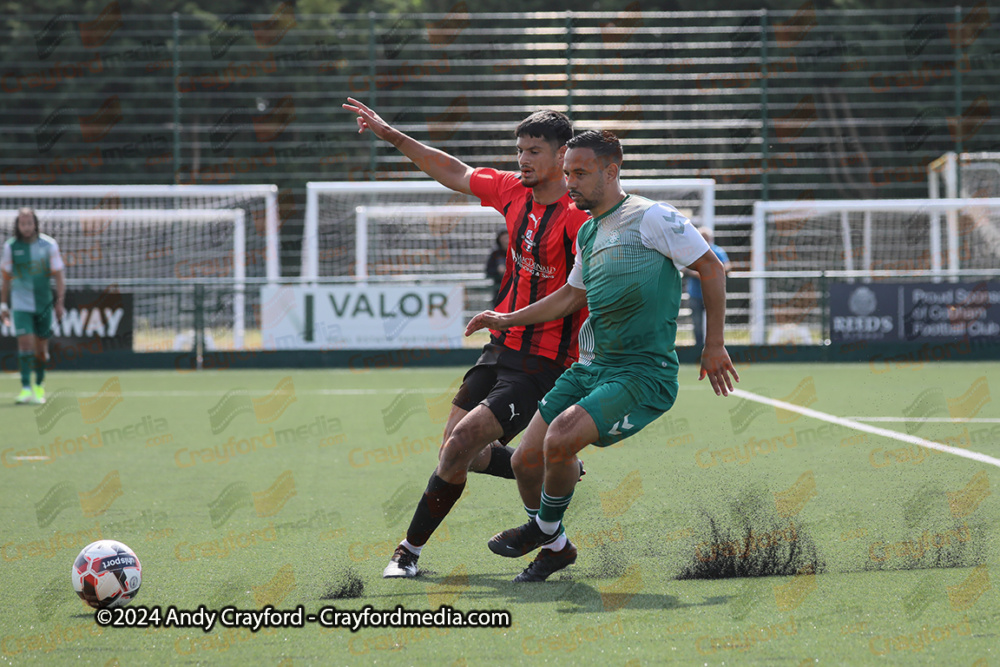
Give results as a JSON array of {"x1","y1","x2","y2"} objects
[
  {"x1": 0, "y1": 271, "x2": 10, "y2": 328},
  {"x1": 465, "y1": 283, "x2": 587, "y2": 337},
  {"x1": 689, "y1": 248, "x2": 739, "y2": 396},
  {"x1": 343, "y1": 97, "x2": 475, "y2": 195},
  {"x1": 52, "y1": 269, "x2": 65, "y2": 320}
]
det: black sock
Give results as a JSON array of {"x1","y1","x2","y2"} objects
[
  {"x1": 405, "y1": 473, "x2": 466, "y2": 547},
  {"x1": 475, "y1": 444, "x2": 515, "y2": 479}
]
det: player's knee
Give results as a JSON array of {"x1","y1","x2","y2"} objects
[
  {"x1": 439, "y1": 429, "x2": 479, "y2": 470},
  {"x1": 444, "y1": 424, "x2": 477, "y2": 454},
  {"x1": 543, "y1": 431, "x2": 575, "y2": 466}
]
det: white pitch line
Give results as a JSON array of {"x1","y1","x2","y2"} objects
[
  {"x1": 732, "y1": 388, "x2": 1000, "y2": 469},
  {"x1": 848, "y1": 417, "x2": 1000, "y2": 423}
]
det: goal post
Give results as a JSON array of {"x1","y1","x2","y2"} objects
[
  {"x1": 929, "y1": 152, "x2": 1000, "y2": 277},
  {"x1": 0, "y1": 208, "x2": 247, "y2": 350},
  {"x1": 751, "y1": 197, "x2": 1000, "y2": 344},
  {"x1": 929, "y1": 151, "x2": 1000, "y2": 199}
]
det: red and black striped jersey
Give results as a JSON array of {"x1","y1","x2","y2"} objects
[{"x1": 470, "y1": 167, "x2": 589, "y2": 367}]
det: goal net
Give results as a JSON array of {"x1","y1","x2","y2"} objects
[
  {"x1": 302, "y1": 179, "x2": 715, "y2": 316},
  {"x1": 0, "y1": 209, "x2": 246, "y2": 350},
  {"x1": 751, "y1": 198, "x2": 1000, "y2": 344},
  {"x1": 341, "y1": 204, "x2": 503, "y2": 316},
  {"x1": 0, "y1": 185, "x2": 280, "y2": 280},
  {"x1": 928, "y1": 152, "x2": 1000, "y2": 271}
]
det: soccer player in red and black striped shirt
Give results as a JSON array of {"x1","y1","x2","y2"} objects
[{"x1": 343, "y1": 99, "x2": 588, "y2": 580}]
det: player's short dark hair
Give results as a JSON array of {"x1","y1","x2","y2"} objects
[
  {"x1": 566, "y1": 130, "x2": 623, "y2": 166},
  {"x1": 515, "y1": 110, "x2": 574, "y2": 147},
  {"x1": 14, "y1": 207, "x2": 39, "y2": 242}
]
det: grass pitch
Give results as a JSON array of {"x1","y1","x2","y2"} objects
[{"x1": 1, "y1": 361, "x2": 998, "y2": 665}]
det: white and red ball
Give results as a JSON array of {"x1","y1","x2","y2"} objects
[{"x1": 71, "y1": 540, "x2": 142, "y2": 609}]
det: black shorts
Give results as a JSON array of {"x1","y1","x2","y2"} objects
[{"x1": 452, "y1": 342, "x2": 567, "y2": 445}]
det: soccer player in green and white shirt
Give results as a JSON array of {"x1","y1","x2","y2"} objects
[
  {"x1": 466, "y1": 131, "x2": 739, "y2": 581},
  {"x1": 1, "y1": 208, "x2": 65, "y2": 404}
]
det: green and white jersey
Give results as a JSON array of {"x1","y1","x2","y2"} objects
[
  {"x1": 568, "y1": 194, "x2": 710, "y2": 372},
  {"x1": 1, "y1": 234, "x2": 65, "y2": 313}
]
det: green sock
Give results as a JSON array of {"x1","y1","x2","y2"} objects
[
  {"x1": 18, "y1": 353, "x2": 33, "y2": 389},
  {"x1": 34, "y1": 355, "x2": 45, "y2": 386},
  {"x1": 538, "y1": 488, "x2": 574, "y2": 533}
]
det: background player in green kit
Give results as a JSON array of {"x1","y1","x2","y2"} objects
[
  {"x1": 465, "y1": 131, "x2": 739, "y2": 580},
  {"x1": 0, "y1": 208, "x2": 65, "y2": 405}
]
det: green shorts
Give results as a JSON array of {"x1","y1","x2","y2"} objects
[
  {"x1": 537, "y1": 362, "x2": 678, "y2": 447},
  {"x1": 12, "y1": 308, "x2": 53, "y2": 339}
]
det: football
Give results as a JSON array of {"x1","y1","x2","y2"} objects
[{"x1": 71, "y1": 540, "x2": 142, "y2": 609}]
